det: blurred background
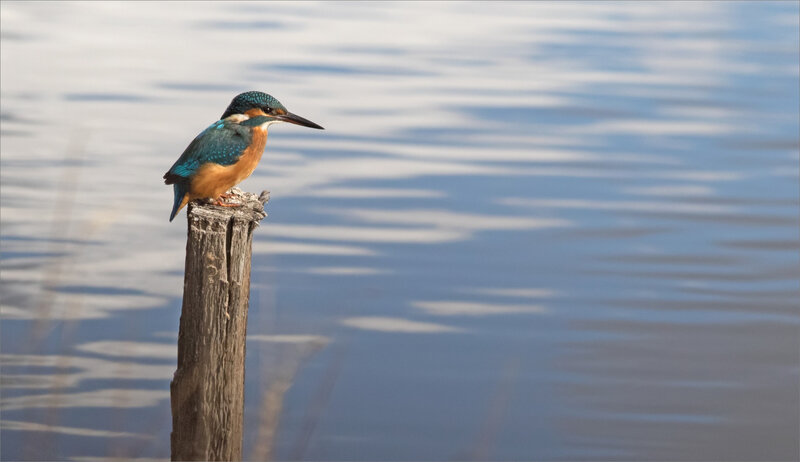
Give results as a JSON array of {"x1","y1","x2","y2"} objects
[{"x1": 1, "y1": 1, "x2": 798, "y2": 461}]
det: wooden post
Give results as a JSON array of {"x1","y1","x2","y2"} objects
[{"x1": 170, "y1": 189, "x2": 269, "y2": 461}]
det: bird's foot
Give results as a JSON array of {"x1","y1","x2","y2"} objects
[
  {"x1": 218, "y1": 191, "x2": 235, "y2": 200},
  {"x1": 211, "y1": 196, "x2": 241, "y2": 208}
]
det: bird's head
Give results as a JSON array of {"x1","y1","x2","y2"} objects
[{"x1": 220, "y1": 91, "x2": 324, "y2": 129}]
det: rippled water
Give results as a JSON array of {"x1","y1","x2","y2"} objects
[{"x1": 1, "y1": 2, "x2": 798, "y2": 460}]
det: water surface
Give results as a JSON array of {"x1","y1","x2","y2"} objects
[{"x1": 1, "y1": 2, "x2": 798, "y2": 461}]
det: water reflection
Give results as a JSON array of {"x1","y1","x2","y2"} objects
[
  {"x1": 304, "y1": 267, "x2": 387, "y2": 276},
  {"x1": 411, "y1": 301, "x2": 547, "y2": 317},
  {"x1": 1, "y1": 420, "x2": 149, "y2": 439},
  {"x1": 253, "y1": 241, "x2": 376, "y2": 256},
  {"x1": 1, "y1": 1, "x2": 798, "y2": 460},
  {"x1": 1, "y1": 353, "x2": 173, "y2": 389},
  {"x1": 340, "y1": 317, "x2": 464, "y2": 334},
  {"x1": 466, "y1": 288, "x2": 556, "y2": 298}
]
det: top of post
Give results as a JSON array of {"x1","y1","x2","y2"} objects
[{"x1": 187, "y1": 188, "x2": 269, "y2": 224}]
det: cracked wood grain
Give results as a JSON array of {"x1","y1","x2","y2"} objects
[{"x1": 170, "y1": 189, "x2": 268, "y2": 461}]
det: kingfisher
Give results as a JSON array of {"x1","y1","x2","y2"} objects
[{"x1": 164, "y1": 91, "x2": 323, "y2": 221}]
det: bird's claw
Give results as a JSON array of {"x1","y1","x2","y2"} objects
[
  {"x1": 211, "y1": 192, "x2": 242, "y2": 207},
  {"x1": 212, "y1": 198, "x2": 240, "y2": 208}
]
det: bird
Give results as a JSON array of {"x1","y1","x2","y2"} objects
[{"x1": 164, "y1": 91, "x2": 323, "y2": 221}]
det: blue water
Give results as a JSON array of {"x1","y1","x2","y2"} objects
[{"x1": 1, "y1": 2, "x2": 798, "y2": 460}]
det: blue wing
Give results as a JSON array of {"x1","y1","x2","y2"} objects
[{"x1": 163, "y1": 120, "x2": 252, "y2": 185}]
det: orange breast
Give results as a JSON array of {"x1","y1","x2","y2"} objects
[{"x1": 189, "y1": 128, "x2": 268, "y2": 200}]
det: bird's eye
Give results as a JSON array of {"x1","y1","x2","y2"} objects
[{"x1": 264, "y1": 107, "x2": 272, "y2": 114}]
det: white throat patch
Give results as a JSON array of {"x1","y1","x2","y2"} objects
[
  {"x1": 260, "y1": 119, "x2": 282, "y2": 128},
  {"x1": 224, "y1": 114, "x2": 249, "y2": 123}
]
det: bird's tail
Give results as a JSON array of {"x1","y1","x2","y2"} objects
[{"x1": 169, "y1": 183, "x2": 190, "y2": 222}]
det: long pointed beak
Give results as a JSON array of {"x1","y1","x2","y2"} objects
[{"x1": 277, "y1": 111, "x2": 324, "y2": 129}]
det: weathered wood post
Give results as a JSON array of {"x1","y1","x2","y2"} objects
[{"x1": 170, "y1": 189, "x2": 269, "y2": 461}]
